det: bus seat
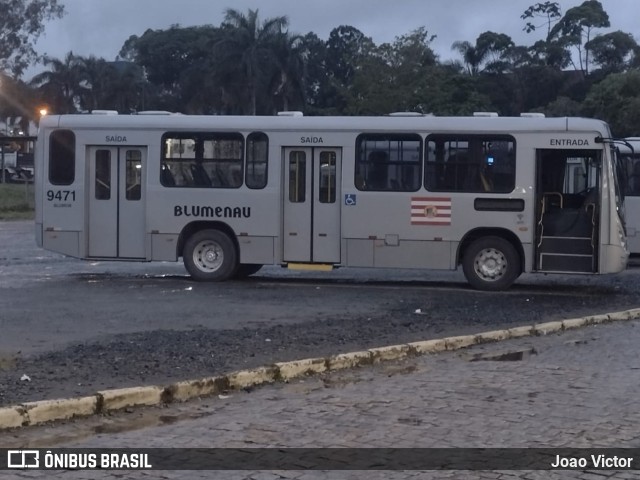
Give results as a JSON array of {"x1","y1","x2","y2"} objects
[
  {"x1": 582, "y1": 187, "x2": 598, "y2": 212},
  {"x1": 190, "y1": 163, "x2": 212, "y2": 187},
  {"x1": 367, "y1": 150, "x2": 388, "y2": 189},
  {"x1": 160, "y1": 165, "x2": 176, "y2": 186}
]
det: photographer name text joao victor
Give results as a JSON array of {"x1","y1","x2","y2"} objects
[{"x1": 551, "y1": 454, "x2": 633, "y2": 469}]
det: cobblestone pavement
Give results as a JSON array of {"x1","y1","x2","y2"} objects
[{"x1": 4, "y1": 320, "x2": 640, "y2": 480}]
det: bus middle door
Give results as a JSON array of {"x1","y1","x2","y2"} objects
[
  {"x1": 88, "y1": 146, "x2": 146, "y2": 259},
  {"x1": 282, "y1": 147, "x2": 342, "y2": 264}
]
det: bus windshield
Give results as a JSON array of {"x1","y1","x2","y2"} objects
[{"x1": 612, "y1": 147, "x2": 626, "y2": 226}]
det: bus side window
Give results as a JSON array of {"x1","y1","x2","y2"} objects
[
  {"x1": 426, "y1": 135, "x2": 515, "y2": 193},
  {"x1": 355, "y1": 133, "x2": 421, "y2": 192},
  {"x1": 246, "y1": 132, "x2": 268, "y2": 189},
  {"x1": 161, "y1": 132, "x2": 243, "y2": 189},
  {"x1": 629, "y1": 161, "x2": 640, "y2": 195},
  {"x1": 49, "y1": 130, "x2": 76, "y2": 185}
]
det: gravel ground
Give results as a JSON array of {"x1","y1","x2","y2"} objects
[{"x1": 1, "y1": 270, "x2": 638, "y2": 407}]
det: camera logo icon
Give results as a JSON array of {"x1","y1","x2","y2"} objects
[{"x1": 7, "y1": 450, "x2": 40, "y2": 469}]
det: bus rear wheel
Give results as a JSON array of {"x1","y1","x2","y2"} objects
[
  {"x1": 462, "y1": 236, "x2": 520, "y2": 291},
  {"x1": 183, "y1": 229, "x2": 238, "y2": 281}
]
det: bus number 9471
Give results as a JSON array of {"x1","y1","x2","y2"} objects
[{"x1": 46, "y1": 190, "x2": 76, "y2": 202}]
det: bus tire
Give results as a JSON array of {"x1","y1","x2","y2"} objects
[
  {"x1": 462, "y1": 236, "x2": 520, "y2": 291},
  {"x1": 183, "y1": 229, "x2": 238, "y2": 281},
  {"x1": 234, "y1": 264, "x2": 262, "y2": 278}
]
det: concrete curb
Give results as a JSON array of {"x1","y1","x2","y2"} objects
[{"x1": 2, "y1": 306, "x2": 639, "y2": 430}]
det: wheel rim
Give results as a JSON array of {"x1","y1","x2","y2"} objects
[
  {"x1": 193, "y1": 239, "x2": 224, "y2": 272},
  {"x1": 473, "y1": 247, "x2": 507, "y2": 282}
]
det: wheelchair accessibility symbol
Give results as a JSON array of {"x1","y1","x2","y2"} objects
[{"x1": 344, "y1": 194, "x2": 357, "y2": 206}]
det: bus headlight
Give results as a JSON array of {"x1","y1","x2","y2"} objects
[{"x1": 619, "y1": 222, "x2": 627, "y2": 251}]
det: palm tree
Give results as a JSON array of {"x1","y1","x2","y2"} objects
[
  {"x1": 269, "y1": 33, "x2": 306, "y2": 112},
  {"x1": 215, "y1": 8, "x2": 289, "y2": 114},
  {"x1": 30, "y1": 52, "x2": 87, "y2": 114},
  {"x1": 451, "y1": 41, "x2": 488, "y2": 76},
  {"x1": 77, "y1": 56, "x2": 113, "y2": 111}
]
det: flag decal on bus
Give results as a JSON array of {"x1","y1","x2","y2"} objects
[{"x1": 410, "y1": 197, "x2": 452, "y2": 225}]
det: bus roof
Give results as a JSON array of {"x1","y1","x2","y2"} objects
[{"x1": 40, "y1": 113, "x2": 611, "y2": 135}]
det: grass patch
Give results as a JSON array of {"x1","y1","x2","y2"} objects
[{"x1": 0, "y1": 183, "x2": 35, "y2": 220}]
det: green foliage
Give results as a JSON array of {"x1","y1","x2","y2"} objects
[
  {"x1": 0, "y1": 183, "x2": 34, "y2": 220},
  {"x1": 118, "y1": 26, "x2": 222, "y2": 113},
  {"x1": 30, "y1": 52, "x2": 87, "y2": 113},
  {"x1": 582, "y1": 70, "x2": 640, "y2": 136},
  {"x1": 549, "y1": 0, "x2": 610, "y2": 73},
  {"x1": 521, "y1": 2, "x2": 562, "y2": 37},
  {"x1": 542, "y1": 95, "x2": 584, "y2": 116},
  {"x1": 586, "y1": 31, "x2": 639, "y2": 74},
  {"x1": 0, "y1": 0, "x2": 65, "y2": 76},
  {"x1": 0, "y1": 73, "x2": 39, "y2": 129},
  {"x1": 9, "y1": 1, "x2": 640, "y2": 138}
]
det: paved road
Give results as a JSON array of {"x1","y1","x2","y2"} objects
[
  {"x1": 3, "y1": 217, "x2": 640, "y2": 405},
  {"x1": 4, "y1": 318, "x2": 640, "y2": 479},
  {"x1": 1, "y1": 219, "x2": 638, "y2": 356}
]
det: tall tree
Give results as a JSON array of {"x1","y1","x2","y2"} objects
[
  {"x1": 549, "y1": 0, "x2": 610, "y2": 74},
  {"x1": 586, "y1": 31, "x2": 638, "y2": 74},
  {"x1": 521, "y1": 2, "x2": 562, "y2": 38},
  {"x1": 323, "y1": 26, "x2": 376, "y2": 113},
  {"x1": 119, "y1": 25, "x2": 221, "y2": 111},
  {"x1": 0, "y1": 0, "x2": 65, "y2": 76},
  {"x1": 299, "y1": 32, "x2": 331, "y2": 114},
  {"x1": 215, "y1": 8, "x2": 289, "y2": 115},
  {"x1": 451, "y1": 41, "x2": 485, "y2": 76},
  {"x1": 30, "y1": 52, "x2": 86, "y2": 113},
  {"x1": 269, "y1": 32, "x2": 306, "y2": 112},
  {"x1": 452, "y1": 32, "x2": 513, "y2": 75},
  {"x1": 80, "y1": 58, "x2": 146, "y2": 113},
  {"x1": 522, "y1": 2, "x2": 570, "y2": 69}
]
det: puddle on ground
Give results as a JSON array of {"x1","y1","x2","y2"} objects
[
  {"x1": 2, "y1": 407, "x2": 213, "y2": 448},
  {"x1": 466, "y1": 347, "x2": 538, "y2": 362}
]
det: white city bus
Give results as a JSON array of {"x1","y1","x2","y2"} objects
[
  {"x1": 617, "y1": 138, "x2": 640, "y2": 254},
  {"x1": 34, "y1": 111, "x2": 628, "y2": 290}
]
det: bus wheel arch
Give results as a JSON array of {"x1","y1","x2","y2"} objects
[
  {"x1": 179, "y1": 222, "x2": 239, "y2": 281},
  {"x1": 458, "y1": 229, "x2": 523, "y2": 291}
]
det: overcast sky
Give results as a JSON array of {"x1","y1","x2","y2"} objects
[{"x1": 28, "y1": 0, "x2": 638, "y2": 79}]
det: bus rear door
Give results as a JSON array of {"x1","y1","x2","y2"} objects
[
  {"x1": 283, "y1": 147, "x2": 342, "y2": 264},
  {"x1": 87, "y1": 146, "x2": 146, "y2": 259}
]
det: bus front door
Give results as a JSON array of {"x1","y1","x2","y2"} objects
[
  {"x1": 534, "y1": 149, "x2": 600, "y2": 273},
  {"x1": 283, "y1": 147, "x2": 342, "y2": 264},
  {"x1": 87, "y1": 146, "x2": 146, "y2": 259}
]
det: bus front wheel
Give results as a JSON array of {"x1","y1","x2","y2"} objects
[
  {"x1": 183, "y1": 230, "x2": 238, "y2": 281},
  {"x1": 462, "y1": 236, "x2": 520, "y2": 291}
]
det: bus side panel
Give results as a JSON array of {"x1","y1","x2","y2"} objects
[
  {"x1": 624, "y1": 195, "x2": 640, "y2": 254},
  {"x1": 237, "y1": 236, "x2": 275, "y2": 264},
  {"x1": 40, "y1": 130, "x2": 86, "y2": 259},
  {"x1": 150, "y1": 233, "x2": 179, "y2": 261},
  {"x1": 43, "y1": 230, "x2": 80, "y2": 257},
  {"x1": 373, "y1": 239, "x2": 452, "y2": 269},
  {"x1": 145, "y1": 154, "x2": 281, "y2": 265}
]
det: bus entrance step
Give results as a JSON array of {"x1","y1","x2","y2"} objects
[
  {"x1": 539, "y1": 236, "x2": 593, "y2": 255},
  {"x1": 286, "y1": 263, "x2": 334, "y2": 272},
  {"x1": 538, "y1": 253, "x2": 595, "y2": 273}
]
